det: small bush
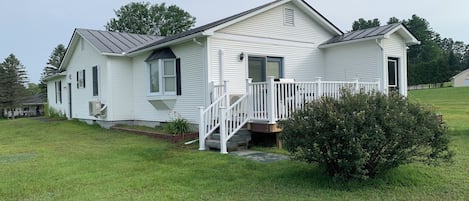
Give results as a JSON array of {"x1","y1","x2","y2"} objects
[
  {"x1": 45, "y1": 105, "x2": 66, "y2": 119},
  {"x1": 164, "y1": 117, "x2": 192, "y2": 135},
  {"x1": 279, "y1": 90, "x2": 453, "y2": 180}
]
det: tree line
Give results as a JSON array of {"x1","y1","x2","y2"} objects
[{"x1": 352, "y1": 15, "x2": 469, "y2": 86}]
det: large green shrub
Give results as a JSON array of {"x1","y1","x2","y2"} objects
[{"x1": 279, "y1": 90, "x2": 452, "y2": 180}]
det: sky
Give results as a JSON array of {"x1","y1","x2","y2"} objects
[{"x1": 1, "y1": 0, "x2": 468, "y2": 84}]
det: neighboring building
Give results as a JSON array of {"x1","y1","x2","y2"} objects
[
  {"x1": 3, "y1": 94, "x2": 46, "y2": 118},
  {"x1": 451, "y1": 68, "x2": 469, "y2": 87},
  {"x1": 46, "y1": 0, "x2": 419, "y2": 152}
]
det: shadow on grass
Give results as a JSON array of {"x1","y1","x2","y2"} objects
[{"x1": 263, "y1": 158, "x2": 440, "y2": 192}]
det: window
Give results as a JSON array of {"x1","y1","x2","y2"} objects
[
  {"x1": 92, "y1": 66, "x2": 98, "y2": 96},
  {"x1": 55, "y1": 81, "x2": 62, "y2": 104},
  {"x1": 284, "y1": 8, "x2": 294, "y2": 26},
  {"x1": 148, "y1": 58, "x2": 181, "y2": 96},
  {"x1": 77, "y1": 69, "x2": 85, "y2": 89},
  {"x1": 248, "y1": 56, "x2": 284, "y2": 82},
  {"x1": 388, "y1": 58, "x2": 399, "y2": 88}
]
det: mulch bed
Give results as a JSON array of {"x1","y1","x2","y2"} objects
[{"x1": 111, "y1": 126, "x2": 198, "y2": 143}]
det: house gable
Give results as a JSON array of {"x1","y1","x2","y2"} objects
[{"x1": 218, "y1": 2, "x2": 335, "y2": 44}]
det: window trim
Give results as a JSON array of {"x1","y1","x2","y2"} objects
[
  {"x1": 77, "y1": 69, "x2": 85, "y2": 89},
  {"x1": 248, "y1": 56, "x2": 284, "y2": 82},
  {"x1": 55, "y1": 81, "x2": 62, "y2": 104},
  {"x1": 147, "y1": 58, "x2": 180, "y2": 97},
  {"x1": 388, "y1": 58, "x2": 399, "y2": 88}
]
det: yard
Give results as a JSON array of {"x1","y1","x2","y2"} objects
[{"x1": 1, "y1": 87, "x2": 468, "y2": 200}]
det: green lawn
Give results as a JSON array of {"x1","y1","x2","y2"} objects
[{"x1": 1, "y1": 87, "x2": 468, "y2": 200}]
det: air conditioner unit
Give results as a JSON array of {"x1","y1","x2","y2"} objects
[{"x1": 89, "y1": 101, "x2": 102, "y2": 116}]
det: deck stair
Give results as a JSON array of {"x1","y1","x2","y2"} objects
[{"x1": 205, "y1": 128, "x2": 252, "y2": 151}]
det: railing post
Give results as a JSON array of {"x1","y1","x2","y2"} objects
[
  {"x1": 246, "y1": 78, "x2": 253, "y2": 121},
  {"x1": 375, "y1": 78, "x2": 381, "y2": 92},
  {"x1": 315, "y1": 77, "x2": 322, "y2": 98},
  {"x1": 219, "y1": 107, "x2": 228, "y2": 154},
  {"x1": 208, "y1": 81, "x2": 215, "y2": 103},
  {"x1": 267, "y1": 76, "x2": 276, "y2": 124},
  {"x1": 354, "y1": 78, "x2": 360, "y2": 93},
  {"x1": 223, "y1": 80, "x2": 229, "y2": 108},
  {"x1": 198, "y1": 106, "x2": 206, "y2": 151},
  {"x1": 223, "y1": 80, "x2": 228, "y2": 94}
]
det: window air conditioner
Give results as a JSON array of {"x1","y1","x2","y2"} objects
[{"x1": 89, "y1": 101, "x2": 102, "y2": 116}]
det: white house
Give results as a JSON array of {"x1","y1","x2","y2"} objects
[
  {"x1": 46, "y1": 0, "x2": 419, "y2": 153},
  {"x1": 451, "y1": 68, "x2": 469, "y2": 87}
]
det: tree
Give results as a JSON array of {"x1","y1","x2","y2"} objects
[
  {"x1": 105, "y1": 2, "x2": 196, "y2": 36},
  {"x1": 0, "y1": 54, "x2": 28, "y2": 119},
  {"x1": 387, "y1": 17, "x2": 400, "y2": 24},
  {"x1": 279, "y1": 90, "x2": 452, "y2": 180},
  {"x1": 351, "y1": 18, "x2": 380, "y2": 31},
  {"x1": 39, "y1": 44, "x2": 66, "y2": 94}
]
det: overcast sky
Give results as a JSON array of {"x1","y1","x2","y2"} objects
[{"x1": 1, "y1": 0, "x2": 467, "y2": 84}]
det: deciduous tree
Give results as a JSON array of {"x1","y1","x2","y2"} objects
[{"x1": 105, "y1": 2, "x2": 196, "y2": 36}]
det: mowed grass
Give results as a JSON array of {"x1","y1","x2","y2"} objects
[{"x1": 0, "y1": 87, "x2": 468, "y2": 200}]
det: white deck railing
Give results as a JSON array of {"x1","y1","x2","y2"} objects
[
  {"x1": 199, "y1": 77, "x2": 379, "y2": 153},
  {"x1": 249, "y1": 77, "x2": 380, "y2": 123}
]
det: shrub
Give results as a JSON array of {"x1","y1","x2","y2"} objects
[
  {"x1": 279, "y1": 90, "x2": 453, "y2": 180},
  {"x1": 164, "y1": 117, "x2": 192, "y2": 135},
  {"x1": 45, "y1": 104, "x2": 66, "y2": 119}
]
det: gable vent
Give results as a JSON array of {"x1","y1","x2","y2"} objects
[{"x1": 284, "y1": 8, "x2": 294, "y2": 26}]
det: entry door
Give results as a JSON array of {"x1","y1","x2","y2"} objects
[
  {"x1": 248, "y1": 56, "x2": 283, "y2": 82},
  {"x1": 388, "y1": 58, "x2": 399, "y2": 91}
]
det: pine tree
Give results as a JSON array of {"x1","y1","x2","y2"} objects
[
  {"x1": 0, "y1": 54, "x2": 28, "y2": 119},
  {"x1": 39, "y1": 44, "x2": 66, "y2": 94}
]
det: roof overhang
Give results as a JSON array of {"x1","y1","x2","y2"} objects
[
  {"x1": 44, "y1": 72, "x2": 67, "y2": 82},
  {"x1": 126, "y1": 32, "x2": 206, "y2": 56}
]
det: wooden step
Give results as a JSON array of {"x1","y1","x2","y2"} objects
[{"x1": 248, "y1": 123, "x2": 282, "y2": 133}]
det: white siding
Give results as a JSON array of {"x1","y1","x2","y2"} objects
[
  {"x1": 220, "y1": 2, "x2": 332, "y2": 44},
  {"x1": 324, "y1": 40, "x2": 381, "y2": 82},
  {"x1": 210, "y1": 2, "x2": 335, "y2": 93},
  {"x1": 46, "y1": 77, "x2": 67, "y2": 116},
  {"x1": 65, "y1": 37, "x2": 108, "y2": 120},
  {"x1": 131, "y1": 40, "x2": 206, "y2": 124},
  {"x1": 106, "y1": 56, "x2": 133, "y2": 120},
  {"x1": 452, "y1": 69, "x2": 469, "y2": 87},
  {"x1": 382, "y1": 33, "x2": 408, "y2": 95}
]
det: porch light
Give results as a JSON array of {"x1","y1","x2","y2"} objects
[{"x1": 239, "y1": 52, "x2": 245, "y2": 61}]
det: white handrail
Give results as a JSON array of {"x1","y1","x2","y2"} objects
[
  {"x1": 199, "y1": 92, "x2": 228, "y2": 151},
  {"x1": 219, "y1": 94, "x2": 249, "y2": 154}
]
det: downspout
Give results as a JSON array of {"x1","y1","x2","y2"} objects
[
  {"x1": 376, "y1": 39, "x2": 386, "y2": 94},
  {"x1": 219, "y1": 49, "x2": 224, "y2": 86}
]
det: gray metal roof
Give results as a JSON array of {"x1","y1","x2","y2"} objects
[
  {"x1": 321, "y1": 23, "x2": 402, "y2": 46},
  {"x1": 128, "y1": 0, "x2": 343, "y2": 53},
  {"x1": 76, "y1": 28, "x2": 163, "y2": 54}
]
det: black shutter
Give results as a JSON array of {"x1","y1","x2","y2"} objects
[
  {"x1": 82, "y1": 69, "x2": 86, "y2": 88},
  {"x1": 176, "y1": 58, "x2": 182, "y2": 96},
  {"x1": 76, "y1": 71, "x2": 79, "y2": 89},
  {"x1": 92, "y1": 66, "x2": 98, "y2": 96}
]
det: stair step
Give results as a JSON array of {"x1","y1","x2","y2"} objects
[{"x1": 206, "y1": 139, "x2": 238, "y2": 150}]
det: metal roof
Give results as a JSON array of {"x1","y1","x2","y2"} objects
[
  {"x1": 321, "y1": 23, "x2": 402, "y2": 46},
  {"x1": 75, "y1": 28, "x2": 163, "y2": 54}
]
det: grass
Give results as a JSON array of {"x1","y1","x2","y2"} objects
[{"x1": 0, "y1": 87, "x2": 468, "y2": 200}]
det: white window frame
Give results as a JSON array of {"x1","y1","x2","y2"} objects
[
  {"x1": 77, "y1": 70, "x2": 85, "y2": 89},
  {"x1": 147, "y1": 59, "x2": 177, "y2": 96}
]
